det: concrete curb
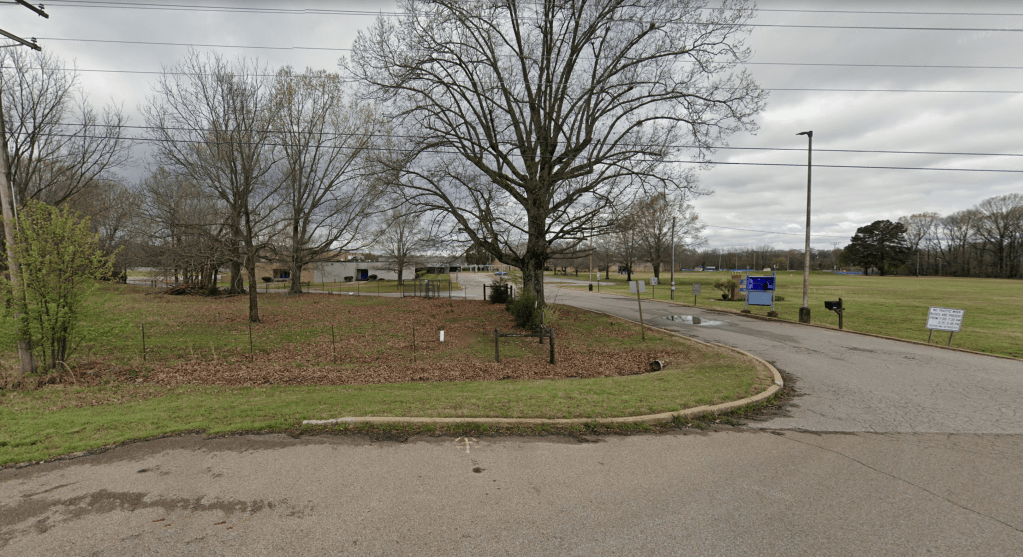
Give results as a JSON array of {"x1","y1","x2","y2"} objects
[{"x1": 302, "y1": 309, "x2": 783, "y2": 428}]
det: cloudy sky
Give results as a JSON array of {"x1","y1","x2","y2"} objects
[{"x1": 4, "y1": 0, "x2": 1022, "y2": 250}]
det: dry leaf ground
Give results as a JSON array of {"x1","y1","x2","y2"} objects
[{"x1": 61, "y1": 290, "x2": 715, "y2": 388}]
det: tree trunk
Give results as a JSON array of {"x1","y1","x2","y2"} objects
[
  {"x1": 229, "y1": 259, "x2": 245, "y2": 294},
  {"x1": 289, "y1": 267, "x2": 303, "y2": 294},
  {"x1": 289, "y1": 221, "x2": 303, "y2": 294},
  {"x1": 247, "y1": 250, "x2": 260, "y2": 322},
  {"x1": 521, "y1": 257, "x2": 545, "y2": 306}
]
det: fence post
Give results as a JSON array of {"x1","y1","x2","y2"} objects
[
  {"x1": 548, "y1": 328, "x2": 555, "y2": 364},
  {"x1": 494, "y1": 329, "x2": 500, "y2": 363},
  {"x1": 141, "y1": 323, "x2": 147, "y2": 362}
]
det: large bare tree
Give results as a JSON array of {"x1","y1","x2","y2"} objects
[
  {"x1": 1, "y1": 48, "x2": 131, "y2": 208},
  {"x1": 144, "y1": 50, "x2": 281, "y2": 322},
  {"x1": 270, "y1": 67, "x2": 385, "y2": 294},
  {"x1": 347, "y1": 0, "x2": 765, "y2": 305}
]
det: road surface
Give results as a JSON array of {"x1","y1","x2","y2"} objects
[{"x1": 2, "y1": 273, "x2": 1021, "y2": 555}]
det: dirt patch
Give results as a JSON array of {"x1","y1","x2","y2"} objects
[{"x1": 66, "y1": 296, "x2": 705, "y2": 388}]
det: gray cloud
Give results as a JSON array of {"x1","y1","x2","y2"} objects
[{"x1": 6, "y1": 0, "x2": 1020, "y2": 250}]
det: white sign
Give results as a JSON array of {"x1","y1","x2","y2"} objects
[
  {"x1": 650, "y1": 277, "x2": 658, "y2": 286},
  {"x1": 926, "y1": 307, "x2": 965, "y2": 332},
  {"x1": 629, "y1": 280, "x2": 646, "y2": 294},
  {"x1": 692, "y1": 283, "x2": 701, "y2": 295}
]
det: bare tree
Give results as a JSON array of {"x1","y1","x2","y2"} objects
[
  {"x1": 611, "y1": 209, "x2": 643, "y2": 282},
  {"x1": 634, "y1": 192, "x2": 704, "y2": 279},
  {"x1": 270, "y1": 67, "x2": 386, "y2": 294},
  {"x1": 374, "y1": 207, "x2": 437, "y2": 285},
  {"x1": 972, "y1": 194, "x2": 1023, "y2": 278},
  {"x1": 898, "y1": 212, "x2": 941, "y2": 276},
  {"x1": 144, "y1": 50, "x2": 281, "y2": 322},
  {"x1": 1, "y1": 48, "x2": 131, "y2": 208},
  {"x1": 70, "y1": 179, "x2": 142, "y2": 276},
  {"x1": 140, "y1": 167, "x2": 230, "y2": 288},
  {"x1": 347, "y1": 0, "x2": 765, "y2": 305}
]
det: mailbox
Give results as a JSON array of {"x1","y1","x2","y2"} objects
[{"x1": 824, "y1": 300, "x2": 842, "y2": 311}]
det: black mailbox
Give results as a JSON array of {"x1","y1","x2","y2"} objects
[{"x1": 824, "y1": 298, "x2": 844, "y2": 329}]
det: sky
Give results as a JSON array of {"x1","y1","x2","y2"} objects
[{"x1": 3, "y1": 0, "x2": 1022, "y2": 251}]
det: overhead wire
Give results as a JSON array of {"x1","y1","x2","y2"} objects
[{"x1": 13, "y1": 129, "x2": 1023, "y2": 173}]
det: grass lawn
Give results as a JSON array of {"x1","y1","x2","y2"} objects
[
  {"x1": 553, "y1": 270, "x2": 1023, "y2": 358},
  {"x1": 0, "y1": 285, "x2": 770, "y2": 464}
]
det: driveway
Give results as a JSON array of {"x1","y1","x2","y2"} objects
[{"x1": 2, "y1": 275, "x2": 1021, "y2": 555}]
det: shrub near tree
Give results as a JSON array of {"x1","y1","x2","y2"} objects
[{"x1": 3, "y1": 201, "x2": 113, "y2": 372}]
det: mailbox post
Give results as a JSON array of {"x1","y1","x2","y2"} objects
[{"x1": 824, "y1": 298, "x2": 844, "y2": 329}]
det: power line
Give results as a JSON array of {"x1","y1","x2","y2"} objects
[
  {"x1": 745, "y1": 62, "x2": 1023, "y2": 70},
  {"x1": 43, "y1": 62, "x2": 1023, "y2": 79},
  {"x1": 16, "y1": 130, "x2": 1023, "y2": 173},
  {"x1": 37, "y1": 37, "x2": 350, "y2": 52},
  {"x1": 106, "y1": 124, "x2": 1023, "y2": 158},
  {"x1": 671, "y1": 160, "x2": 1023, "y2": 174},
  {"x1": 703, "y1": 224, "x2": 848, "y2": 239},
  {"x1": 22, "y1": 41, "x2": 1023, "y2": 95},
  {"x1": 40, "y1": 1, "x2": 1023, "y2": 19}
]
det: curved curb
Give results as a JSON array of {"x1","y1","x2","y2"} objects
[{"x1": 302, "y1": 309, "x2": 783, "y2": 428}]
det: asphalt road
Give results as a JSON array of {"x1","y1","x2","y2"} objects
[{"x1": 3, "y1": 274, "x2": 1022, "y2": 555}]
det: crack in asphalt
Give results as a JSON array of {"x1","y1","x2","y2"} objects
[{"x1": 778, "y1": 433, "x2": 1023, "y2": 534}]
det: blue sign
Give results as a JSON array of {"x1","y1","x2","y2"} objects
[
  {"x1": 743, "y1": 271, "x2": 777, "y2": 310},
  {"x1": 746, "y1": 276, "x2": 775, "y2": 292}
]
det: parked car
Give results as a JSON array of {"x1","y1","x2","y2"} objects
[{"x1": 494, "y1": 270, "x2": 508, "y2": 276}]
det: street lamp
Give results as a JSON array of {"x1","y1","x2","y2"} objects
[{"x1": 796, "y1": 130, "x2": 813, "y2": 324}]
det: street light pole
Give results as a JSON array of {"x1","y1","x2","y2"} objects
[
  {"x1": 797, "y1": 130, "x2": 813, "y2": 324},
  {"x1": 670, "y1": 215, "x2": 675, "y2": 300}
]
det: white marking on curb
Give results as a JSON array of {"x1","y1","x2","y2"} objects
[{"x1": 302, "y1": 417, "x2": 353, "y2": 426}]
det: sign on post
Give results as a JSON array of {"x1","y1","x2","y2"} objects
[
  {"x1": 926, "y1": 307, "x2": 964, "y2": 346},
  {"x1": 692, "y1": 283, "x2": 701, "y2": 306},
  {"x1": 650, "y1": 277, "x2": 658, "y2": 286},
  {"x1": 743, "y1": 271, "x2": 777, "y2": 311},
  {"x1": 629, "y1": 281, "x2": 646, "y2": 340}
]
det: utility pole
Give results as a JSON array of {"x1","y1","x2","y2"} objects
[
  {"x1": 0, "y1": 1, "x2": 48, "y2": 375},
  {"x1": 796, "y1": 130, "x2": 813, "y2": 324}
]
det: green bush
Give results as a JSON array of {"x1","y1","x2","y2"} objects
[
  {"x1": 506, "y1": 288, "x2": 542, "y2": 331},
  {"x1": 713, "y1": 278, "x2": 738, "y2": 300},
  {"x1": 488, "y1": 279, "x2": 511, "y2": 304}
]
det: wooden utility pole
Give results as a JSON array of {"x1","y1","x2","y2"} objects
[
  {"x1": 1, "y1": 2, "x2": 49, "y2": 375},
  {"x1": 0, "y1": 117, "x2": 34, "y2": 374}
]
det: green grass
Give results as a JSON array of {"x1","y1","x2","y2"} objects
[
  {"x1": 552, "y1": 270, "x2": 1023, "y2": 358},
  {"x1": 0, "y1": 283, "x2": 770, "y2": 463},
  {"x1": 0, "y1": 348, "x2": 762, "y2": 465}
]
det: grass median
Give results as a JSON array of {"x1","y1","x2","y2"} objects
[{"x1": 0, "y1": 286, "x2": 770, "y2": 465}]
